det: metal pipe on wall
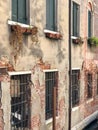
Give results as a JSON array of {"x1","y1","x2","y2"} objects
[{"x1": 68, "y1": 0, "x2": 72, "y2": 129}]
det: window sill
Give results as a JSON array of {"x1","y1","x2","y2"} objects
[
  {"x1": 71, "y1": 36, "x2": 84, "y2": 44},
  {"x1": 8, "y1": 20, "x2": 37, "y2": 35},
  {"x1": 71, "y1": 36, "x2": 79, "y2": 39},
  {"x1": 86, "y1": 98, "x2": 93, "y2": 104},
  {"x1": 45, "y1": 118, "x2": 53, "y2": 125},
  {"x1": 45, "y1": 116, "x2": 59, "y2": 125},
  {"x1": 8, "y1": 20, "x2": 33, "y2": 28},
  {"x1": 72, "y1": 106, "x2": 79, "y2": 112},
  {"x1": 44, "y1": 29, "x2": 62, "y2": 40},
  {"x1": 43, "y1": 69, "x2": 58, "y2": 72}
]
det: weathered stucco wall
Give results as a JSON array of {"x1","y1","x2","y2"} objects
[
  {"x1": 0, "y1": 0, "x2": 69, "y2": 72},
  {"x1": 0, "y1": 0, "x2": 69, "y2": 130},
  {"x1": 0, "y1": 0, "x2": 98, "y2": 130}
]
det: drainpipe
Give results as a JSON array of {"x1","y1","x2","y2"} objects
[
  {"x1": 68, "y1": 0, "x2": 72, "y2": 130},
  {"x1": 53, "y1": 86, "x2": 56, "y2": 130}
]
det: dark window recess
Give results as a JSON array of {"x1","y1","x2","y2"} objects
[
  {"x1": 12, "y1": 0, "x2": 28, "y2": 24},
  {"x1": 45, "y1": 71, "x2": 58, "y2": 120},
  {"x1": 72, "y1": 70, "x2": 80, "y2": 107},
  {"x1": 0, "y1": 68, "x2": 7, "y2": 75},
  {"x1": 10, "y1": 74, "x2": 31, "y2": 129},
  {"x1": 87, "y1": 73, "x2": 92, "y2": 98},
  {"x1": 46, "y1": 0, "x2": 57, "y2": 31},
  {"x1": 72, "y1": 2, "x2": 80, "y2": 37}
]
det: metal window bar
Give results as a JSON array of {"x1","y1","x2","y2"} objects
[
  {"x1": 72, "y1": 70, "x2": 80, "y2": 107},
  {"x1": 10, "y1": 74, "x2": 31, "y2": 130},
  {"x1": 87, "y1": 73, "x2": 92, "y2": 98},
  {"x1": 45, "y1": 71, "x2": 58, "y2": 120}
]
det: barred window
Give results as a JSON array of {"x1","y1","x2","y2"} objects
[
  {"x1": 72, "y1": 70, "x2": 80, "y2": 107},
  {"x1": 87, "y1": 73, "x2": 92, "y2": 98},
  {"x1": 45, "y1": 71, "x2": 58, "y2": 120},
  {"x1": 10, "y1": 73, "x2": 31, "y2": 129}
]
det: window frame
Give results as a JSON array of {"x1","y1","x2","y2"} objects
[
  {"x1": 72, "y1": 2, "x2": 80, "y2": 37},
  {"x1": 72, "y1": 69, "x2": 80, "y2": 107}
]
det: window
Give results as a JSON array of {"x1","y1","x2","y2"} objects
[
  {"x1": 10, "y1": 73, "x2": 31, "y2": 129},
  {"x1": 72, "y1": 2, "x2": 80, "y2": 37},
  {"x1": 87, "y1": 73, "x2": 92, "y2": 98},
  {"x1": 72, "y1": 70, "x2": 80, "y2": 107},
  {"x1": 88, "y1": 10, "x2": 92, "y2": 37},
  {"x1": 45, "y1": 71, "x2": 58, "y2": 120},
  {"x1": 12, "y1": 0, "x2": 28, "y2": 24},
  {"x1": 88, "y1": 2, "x2": 92, "y2": 37},
  {"x1": 46, "y1": 0, "x2": 57, "y2": 31}
]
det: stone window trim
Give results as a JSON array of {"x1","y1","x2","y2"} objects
[
  {"x1": 44, "y1": 29, "x2": 62, "y2": 40},
  {"x1": 8, "y1": 20, "x2": 37, "y2": 35}
]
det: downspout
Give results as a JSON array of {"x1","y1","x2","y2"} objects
[{"x1": 68, "y1": 0, "x2": 72, "y2": 130}]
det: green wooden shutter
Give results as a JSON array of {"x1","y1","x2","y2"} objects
[
  {"x1": 12, "y1": 0, "x2": 18, "y2": 21},
  {"x1": 73, "y1": 3, "x2": 76, "y2": 36},
  {"x1": 18, "y1": 0, "x2": 27, "y2": 24},
  {"x1": 46, "y1": 0, "x2": 50, "y2": 29},
  {"x1": 88, "y1": 11, "x2": 91, "y2": 37},
  {"x1": 73, "y1": 2, "x2": 79, "y2": 37},
  {"x1": 46, "y1": 0, "x2": 55, "y2": 31}
]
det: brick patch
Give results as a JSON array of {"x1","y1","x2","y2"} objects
[
  {"x1": 0, "y1": 109, "x2": 4, "y2": 130},
  {"x1": 31, "y1": 114, "x2": 40, "y2": 129}
]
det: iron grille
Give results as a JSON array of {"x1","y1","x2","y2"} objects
[
  {"x1": 45, "y1": 71, "x2": 58, "y2": 120},
  {"x1": 72, "y1": 70, "x2": 80, "y2": 107},
  {"x1": 10, "y1": 74, "x2": 31, "y2": 130},
  {"x1": 87, "y1": 73, "x2": 92, "y2": 98}
]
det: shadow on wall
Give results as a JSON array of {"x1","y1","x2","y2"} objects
[
  {"x1": 56, "y1": 43, "x2": 65, "y2": 63},
  {"x1": 0, "y1": 43, "x2": 10, "y2": 59},
  {"x1": 30, "y1": 44, "x2": 43, "y2": 59}
]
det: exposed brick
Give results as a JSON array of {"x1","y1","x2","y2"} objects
[{"x1": 31, "y1": 114, "x2": 40, "y2": 129}]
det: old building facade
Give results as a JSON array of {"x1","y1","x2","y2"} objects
[
  {"x1": 0, "y1": 0, "x2": 98, "y2": 130},
  {"x1": 0, "y1": 0, "x2": 69, "y2": 130}
]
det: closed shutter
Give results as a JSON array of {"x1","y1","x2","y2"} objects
[
  {"x1": 88, "y1": 11, "x2": 91, "y2": 37},
  {"x1": 18, "y1": 0, "x2": 27, "y2": 24},
  {"x1": 73, "y1": 2, "x2": 79, "y2": 37},
  {"x1": 46, "y1": 0, "x2": 55, "y2": 31},
  {"x1": 12, "y1": 0, "x2": 18, "y2": 21}
]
